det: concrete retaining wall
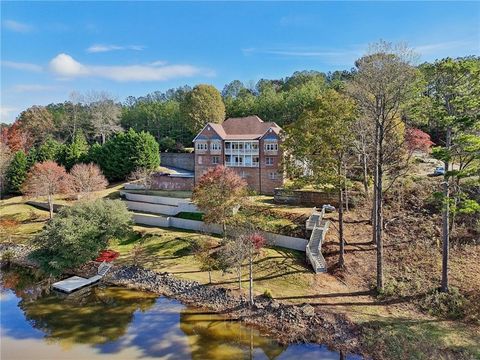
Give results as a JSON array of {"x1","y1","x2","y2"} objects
[
  {"x1": 121, "y1": 192, "x2": 200, "y2": 216},
  {"x1": 133, "y1": 213, "x2": 171, "y2": 227},
  {"x1": 122, "y1": 192, "x2": 187, "y2": 206},
  {"x1": 160, "y1": 153, "x2": 195, "y2": 171},
  {"x1": 259, "y1": 231, "x2": 308, "y2": 251},
  {"x1": 133, "y1": 213, "x2": 307, "y2": 252},
  {"x1": 124, "y1": 200, "x2": 179, "y2": 216}
]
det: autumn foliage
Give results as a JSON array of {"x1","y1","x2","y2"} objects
[
  {"x1": 192, "y1": 166, "x2": 247, "y2": 234},
  {"x1": 405, "y1": 128, "x2": 435, "y2": 153},
  {"x1": 2, "y1": 122, "x2": 32, "y2": 152},
  {"x1": 22, "y1": 161, "x2": 70, "y2": 218}
]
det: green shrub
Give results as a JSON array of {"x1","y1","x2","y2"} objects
[
  {"x1": 31, "y1": 199, "x2": 132, "y2": 275},
  {"x1": 263, "y1": 288, "x2": 273, "y2": 299},
  {"x1": 175, "y1": 212, "x2": 203, "y2": 221},
  {"x1": 419, "y1": 287, "x2": 467, "y2": 320}
]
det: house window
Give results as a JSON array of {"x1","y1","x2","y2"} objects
[
  {"x1": 212, "y1": 156, "x2": 219, "y2": 165},
  {"x1": 198, "y1": 156, "x2": 203, "y2": 164},
  {"x1": 265, "y1": 142, "x2": 278, "y2": 151},
  {"x1": 211, "y1": 142, "x2": 221, "y2": 151},
  {"x1": 269, "y1": 172, "x2": 277, "y2": 180},
  {"x1": 266, "y1": 157, "x2": 274, "y2": 166},
  {"x1": 240, "y1": 171, "x2": 247, "y2": 178},
  {"x1": 196, "y1": 142, "x2": 208, "y2": 150},
  {"x1": 234, "y1": 156, "x2": 243, "y2": 165}
]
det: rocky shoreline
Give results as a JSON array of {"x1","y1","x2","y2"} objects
[{"x1": 0, "y1": 242, "x2": 364, "y2": 358}]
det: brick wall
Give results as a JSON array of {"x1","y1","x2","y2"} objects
[
  {"x1": 193, "y1": 126, "x2": 284, "y2": 195},
  {"x1": 150, "y1": 173, "x2": 194, "y2": 191}
]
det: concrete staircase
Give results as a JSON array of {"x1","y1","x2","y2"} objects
[{"x1": 306, "y1": 208, "x2": 330, "y2": 273}]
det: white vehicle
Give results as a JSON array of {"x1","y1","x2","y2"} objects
[
  {"x1": 322, "y1": 204, "x2": 336, "y2": 213},
  {"x1": 433, "y1": 166, "x2": 445, "y2": 176}
]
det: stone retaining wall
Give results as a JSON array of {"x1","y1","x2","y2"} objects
[
  {"x1": 274, "y1": 189, "x2": 339, "y2": 207},
  {"x1": 160, "y1": 153, "x2": 195, "y2": 171}
]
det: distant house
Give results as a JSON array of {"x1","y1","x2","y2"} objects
[{"x1": 193, "y1": 116, "x2": 284, "y2": 194}]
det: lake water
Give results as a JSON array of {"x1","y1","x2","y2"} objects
[{"x1": 0, "y1": 266, "x2": 362, "y2": 360}]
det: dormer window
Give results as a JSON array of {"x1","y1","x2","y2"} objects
[
  {"x1": 211, "y1": 142, "x2": 221, "y2": 151},
  {"x1": 196, "y1": 142, "x2": 208, "y2": 150},
  {"x1": 265, "y1": 142, "x2": 278, "y2": 151}
]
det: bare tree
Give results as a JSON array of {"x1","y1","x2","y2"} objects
[
  {"x1": 69, "y1": 163, "x2": 108, "y2": 197},
  {"x1": 68, "y1": 91, "x2": 84, "y2": 140},
  {"x1": 128, "y1": 167, "x2": 155, "y2": 193},
  {"x1": 86, "y1": 91, "x2": 122, "y2": 144},
  {"x1": 348, "y1": 41, "x2": 417, "y2": 292},
  {"x1": 221, "y1": 226, "x2": 266, "y2": 305}
]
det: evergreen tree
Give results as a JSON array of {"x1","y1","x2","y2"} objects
[
  {"x1": 6, "y1": 151, "x2": 29, "y2": 194},
  {"x1": 61, "y1": 131, "x2": 89, "y2": 169},
  {"x1": 96, "y1": 129, "x2": 159, "y2": 181}
]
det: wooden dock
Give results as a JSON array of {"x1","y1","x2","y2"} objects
[{"x1": 52, "y1": 262, "x2": 112, "y2": 294}]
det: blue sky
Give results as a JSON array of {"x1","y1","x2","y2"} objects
[{"x1": 1, "y1": 1, "x2": 479, "y2": 123}]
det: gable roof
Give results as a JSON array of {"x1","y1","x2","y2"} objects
[{"x1": 193, "y1": 115, "x2": 282, "y2": 141}]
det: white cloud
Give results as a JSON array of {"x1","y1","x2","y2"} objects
[
  {"x1": 414, "y1": 40, "x2": 479, "y2": 56},
  {"x1": 242, "y1": 46, "x2": 363, "y2": 66},
  {"x1": 86, "y1": 44, "x2": 145, "y2": 53},
  {"x1": 2, "y1": 19, "x2": 33, "y2": 33},
  {"x1": 2, "y1": 60, "x2": 43, "y2": 72},
  {"x1": 0, "y1": 106, "x2": 17, "y2": 121},
  {"x1": 12, "y1": 84, "x2": 59, "y2": 93},
  {"x1": 48, "y1": 53, "x2": 213, "y2": 82},
  {"x1": 49, "y1": 53, "x2": 89, "y2": 77}
]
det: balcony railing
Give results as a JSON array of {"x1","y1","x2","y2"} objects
[
  {"x1": 225, "y1": 161, "x2": 259, "y2": 168},
  {"x1": 224, "y1": 149, "x2": 259, "y2": 155}
]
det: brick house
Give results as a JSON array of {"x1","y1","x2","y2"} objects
[{"x1": 193, "y1": 116, "x2": 284, "y2": 194}]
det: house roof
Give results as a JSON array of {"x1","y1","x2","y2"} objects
[{"x1": 193, "y1": 115, "x2": 281, "y2": 141}]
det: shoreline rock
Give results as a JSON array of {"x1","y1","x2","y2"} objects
[{"x1": 0, "y1": 242, "x2": 364, "y2": 357}]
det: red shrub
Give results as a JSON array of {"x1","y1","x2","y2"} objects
[{"x1": 95, "y1": 250, "x2": 120, "y2": 262}]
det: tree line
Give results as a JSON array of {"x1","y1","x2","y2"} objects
[
  {"x1": 1, "y1": 41, "x2": 478, "y2": 296},
  {"x1": 283, "y1": 43, "x2": 479, "y2": 294}
]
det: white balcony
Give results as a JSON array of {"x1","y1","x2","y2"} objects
[
  {"x1": 225, "y1": 161, "x2": 259, "y2": 168},
  {"x1": 224, "y1": 149, "x2": 259, "y2": 155}
]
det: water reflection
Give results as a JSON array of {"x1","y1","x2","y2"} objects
[{"x1": 1, "y1": 266, "x2": 361, "y2": 359}]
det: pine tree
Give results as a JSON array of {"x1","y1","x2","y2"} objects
[{"x1": 6, "y1": 151, "x2": 29, "y2": 194}]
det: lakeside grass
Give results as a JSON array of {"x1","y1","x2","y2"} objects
[{"x1": 1, "y1": 193, "x2": 479, "y2": 359}]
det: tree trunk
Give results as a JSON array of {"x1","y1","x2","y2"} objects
[
  {"x1": 101, "y1": 133, "x2": 106, "y2": 145},
  {"x1": 208, "y1": 269, "x2": 212, "y2": 284},
  {"x1": 238, "y1": 266, "x2": 242, "y2": 291},
  {"x1": 440, "y1": 126, "x2": 451, "y2": 293},
  {"x1": 375, "y1": 121, "x2": 384, "y2": 292},
  {"x1": 338, "y1": 187, "x2": 345, "y2": 267},
  {"x1": 344, "y1": 162, "x2": 349, "y2": 212},
  {"x1": 249, "y1": 253, "x2": 254, "y2": 306},
  {"x1": 362, "y1": 152, "x2": 369, "y2": 196},
  {"x1": 48, "y1": 194, "x2": 54, "y2": 219}
]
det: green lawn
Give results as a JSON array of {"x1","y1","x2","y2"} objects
[
  {"x1": 112, "y1": 225, "x2": 312, "y2": 297},
  {"x1": 1, "y1": 193, "x2": 479, "y2": 360}
]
